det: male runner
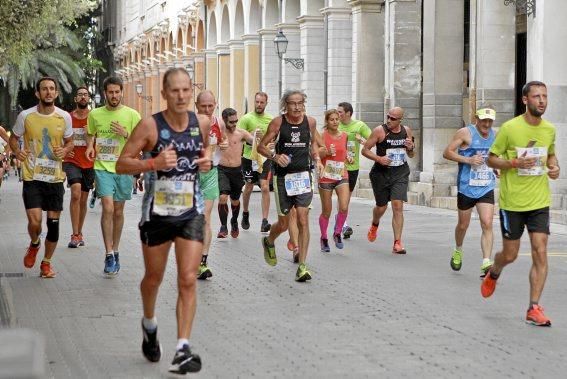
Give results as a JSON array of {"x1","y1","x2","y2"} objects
[
  {"x1": 116, "y1": 67, "x2": 210, "y2": 373},
  {"x1": 9, "y1": 77, "x2": 74, "y2": 278},
  {"x1": 482, "y1": 81, "x2": 559, "y2": 327},
  {"x1": 86, "y1": 76, "x2": 141, "y2": 276},
  {"x1": 238, "y1": 92, "x2": 274, "y2": 232},
  {"x1": 337, "y1": 102, "x2": 372, "y2": 238},
  {"x1": 258, "y1": 89, "x2": 323, "y2": 282},
  {"x1": 63, "y1": 86, "x2": 95, "y2": 248},
  {"x1": 443, "y1": 105, "x2": 496, "y2": 276},
  {"x1": 362, "y1": 107, "x2": 415, "y2": 254}
]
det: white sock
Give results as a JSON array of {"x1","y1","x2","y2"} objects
[
  {"x1": 176, "y1": 338, "x2": 189, "y2": 350},
  {"x1": 483, "y1": 258, "x2": 491, "y2": 265},
  {"x1": 456, "y1": 246, "x2": 463, "y2": 252},
  {"x1": 142, "y1": 317, "x2": 157, "y2": 331},
  {"x1": 106, "y1": 251, "x2": 114, "y2": 256}
]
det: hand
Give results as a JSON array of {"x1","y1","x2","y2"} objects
[
  {"x1": 53, "y1": 146, "x2": 67, "y2": 159},
  {"x1": 346, "y1": 155, "x2": 354, "y2": 164},
  {"x1": 468, "y1": 154, "x2": 484, "y2": 166},
  {"x1": 267, "y1": 142, "x2": 275, "y2": 151},
  {"x1": 16, "y1": 149, "x2": 30, "y2": 161},
  {"x1": 493, "y1": 169, "x2": 500, "y2": 179},
  {"x1": 110, "y1": 121, "x2": 128, "y2": 138},
  {"x1": 404, "y1": 137, "x2": 414, "y2": 151},
  {"x1": 256, "y1": 130, "x2": 264, "y2": 140},
  {"x1": 85, "y1": 146, "x2": 96, "y2": 161},
  {"x1": 355, "y1": 134, "x2": 366, "y2": 144},
  {"x1": 67, "y1": 150, "x2": 75, "y2": 159},
  {"x1": 517, "y1": 156, "x2": 537, "y2": 169},
  {"x1": 316, "y1": 160, "x2": 324, "y2": 177},
  {"x1": 155, "y1": 145, "x2": 177, "y2": 170},
  {"x1": 194, "y1": 156, "x2": 212, "y2": 173},
  {"x1": 219, "y1": 137, "x2": 229, "y2": 151},
  {"x1": 275, "y1": 154, "x2": 290, "y2": 167},
  {"x1": 548, "y1": 165, "x2": 560, "y2": 180},
  {"x1": 379, "y1": 155, "x2": 391, "y2": 166},
  {"x1": 329, "y1": 144, "x2": 336, "y2": 156}
]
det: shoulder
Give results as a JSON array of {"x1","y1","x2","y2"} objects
[
  {"x1": 123, "y1": 106, "x2": 141, "y2": 118},
  {"x1": 306, "y1": 115, "x2": 317, "y2": 126}
]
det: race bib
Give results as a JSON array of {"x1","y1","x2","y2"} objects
[
  {"x1": 153, "y1": 180, "x2": 194, "y2": 217},
  {"x1": 284, "y1": 171, "x2": 311, "y2": 196},
  {"x1": 73, "y1": 128, "x2": 87, "y2": 147},
  {"x1": 386, "y1": 148, "x2": 406, "y2": 167},
  {"x1": 96, "y1": 138, "x2": 120, "y2": 162},
  {"x1": 33, "y1": 157, "x2": 58, "y2": 183},
  {"x1": 323, "y1": 160, "x2": 344, "y2": 181},
  {"x1": 469, "y1": 164, "x2": 493, "y2": 186},
  {"x1": 347, "y1": 141, "x2": 356, "y2": 159},
  {"x1": 515, "y1": 147, "x2": 547, "y2": 176}
]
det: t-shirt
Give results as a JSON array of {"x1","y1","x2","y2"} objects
[
  {"x1": 64, "y1": 111, "x2": 93, "y2": 169},
  {"x1": 338, "y1": 119, "x2": 372, "y2": 171},
  {"x1": 237, "y1": 111, "x2": 273, "y2": 159},
  {"x1": 87, "y1": 105, "x2": 141, "y2": 173},
  {"x1": 12, "y1": 106, "x2": 73, "y2": 183},
  {"x1": 489, "y1": 115, "x2": 556, "y2": 211}
]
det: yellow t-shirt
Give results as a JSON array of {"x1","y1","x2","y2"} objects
[{"x1": 12, "y1": 106, "x2": 73, "y2": 183}]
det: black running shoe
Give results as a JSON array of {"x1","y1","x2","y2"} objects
[
  {"x1": 169, "y1": 344, "x2": 202, "y2": 374},
  {"x1": 241, "y1": 212, "x2": 250, "y2": 230},
  {"x1": 141, "y1": 320, "x2": 162, "y2": 363},
  {"x1": 260, "y1": 218, "x2": 271, "y2": 233}
]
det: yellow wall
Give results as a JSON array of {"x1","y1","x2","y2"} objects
[
  {"x1": 206, "y1": 56, "x2": 218, "y2": 101},
  {"x1": 245, "y1": 44, "x2": 260, "y2": 113},
  {"x1": 230, "y1": 48, "x2": 245, "y2": 115},
  {"x1": 219, "y1": 54, "x2": 231, "y2": 114}
]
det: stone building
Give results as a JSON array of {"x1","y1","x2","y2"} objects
[{"x1": 109, "y1": 0, "x2": 566, "y2": 222}]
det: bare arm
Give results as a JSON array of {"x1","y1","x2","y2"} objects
[
  {"x1": 361, "y1": 127, "x2": 388, "y2": 165},
  {"x1": 258, "y1": 117, "x2": 281, "y2": 159},
  {"x1": 54, "y1": 136, "x2": 74, "y2": 159},
  {"x1": 547, "y1": 153, "x2": 560, "y2": 180},
  {"x1": 196, "y1": 114, "x2": 212, "y2": 172},
  {"x1": 404, "y1": 126, "x2": 416, "y2": 159},
  {"x1": 442, "y1": 128, "x2": 481, "y2": 165},
  {"x1": 116, "y1": 118, "x2": 159, "y2": 174},
  {"x1": 241, "y1": 129, "x2": 254, "y2": 145},
  {"x1": 0, "y1": 126, "x2": 9, "y2": 144}
]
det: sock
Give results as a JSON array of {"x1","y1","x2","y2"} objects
[
  {"x1": 372, "y1": 222, "x2": 379, "y2": 227},
  {"x1": 31, "y1": 239, "x2": 40, "y2": 247},
  {"x1": 482, "y1": 258, "x2": 491, "y2": 265},
  {"x1": 529, "y1": 301, "x2": 538, "y2": 311},
  {"x1": 142, "y1": 317, "x2": 157, "y2": 332},
  {"x1": 106, "y1": 251, "x2": 114, "y2": 256},
  {"x1": 218, "y1": 203, "x2": 229, "y2": 226},
  {"x1": 319, "y1": 214, "x2": 330, "y2": 239},
  {"x1": 41, "y1": 257, "x2": 51, "y2": 264},
  {"x1": 334, "y1": 211, "x2": 348, "y2": 235},
  {"x1": 201, "y1": 255, "x2": 208, "y2": 264},
  {"x1": 176, "y1": 339, "x2": 189, "y2": 351},
  {"x1": 230, "y1": 203, "x2": 240, "y2": 224}
]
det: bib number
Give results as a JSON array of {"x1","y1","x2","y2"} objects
[
  {"x1": 516, "y1": 147, "x2": 547, "y2": 176},
  {"x1": 347, "y1": 141, "x2": 356, "y2": 159},
  {"x1": 469, "y1": 164, "x2": 492, "y2": 186},
  {"x1": 386, "y1": 148, "x2": 406, "y2": 167},
  {"x1": 73, "y1": 128, "x2": 87, "y2": 147},
  {"x1": 323, "y1": 160, "x2": 344, "y2": 181},
  {"x1": 284, "y1": 171, "x2": 311, "y2": 196},
  {"x1": 33, "y1": 158, "x2": 58, "y2": 183},
  {"x1": 153, "y1": 180, "x2": 194, "y2": 217},
  {"x1": 96, "y1": 138, "x2": 120, "y2": 162}
]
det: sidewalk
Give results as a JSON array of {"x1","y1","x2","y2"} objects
[{"x1": 1, "y1": 175, "x2": 567, "y2": 378}]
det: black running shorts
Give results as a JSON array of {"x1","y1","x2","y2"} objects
[
  {"x1": 218, "y1": 165, "x2": 244, "y2": 200},
  {"x1": 273, "y1": 174, "x2": 313, "y2": 216},
  {"x1": 139, "y1": 214, "x2": 205, "y2": 246},
  {"x1": 457, "y1": 190, "x2": 495, "y2": 211},
  {"x1": 22, "y1": 180, "x2": 64, "y2": 211},
  {"x1": 63, "y1": 162, "x2": 95, "y2": 192},
  {"x1": 241, "y1": 157, "x2": 271, "y2": 184},
  {"x1": 499, "y1": 207, "x2": 550, "y2": 240}
]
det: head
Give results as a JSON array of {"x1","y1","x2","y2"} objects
[
  {"x1": 474, "y1": 103, "x2": 496, "y2": 136},
  {"x1": 337, "y1": 102, "x2": 353, "y2": 124},
  {"x1": 195, "y1": 90, "x2": 217, "y2": 118},
  {"x1": 324, "y1": 109, "x2": 340, "y2": 131},
  {"x1": 280, "y1": 89, "x2": 307, "y2": 118},
  {"x1": 522, "y1": 81, "x2": 547, "y2": 118},
  {"x1": 102, "y1": 76, "x2": 124, "y2": 108},
  {"x1": 254, "y1": 92, "x2": 268, "y2": 114},
  {"x1": 222, "y1": 107, "x2": 238, "y2": 131},
  {"x1": 75, "y1": 86, "x2": 90, "y2": 109},
  {"x1": 35, "y1": 77, "x2": 59, "y2": 107},
  {"x1": 386, "y1": 107, "x2": 404, "y2": 128},
  {"x1": 161, "y1": 68, "x2": 193, "y2": 114}
]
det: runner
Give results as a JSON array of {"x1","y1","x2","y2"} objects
[
  {"x1": 238, "y1": 92, "x2": 274, "y2": 232},
  {"x1": 86, "y1": 76, "x2": 141, "y2": 276},
  {"x1": 361, "y1": 106, "x2": 416, "y2": 254},
  {"x1": 63, "y1": 86, "x2": 95, "y2": 248},
  {"x1": 318, "y1": 109, "x2": 353, "y2": 253},
  {"x1": 195, "y1": 90, "x2": 224, "y2": 280},
  {"x1": 8, "y1": 77, "x2": 74, "y2": 278},
  {"x1": 443, "y1": 105, "x2": 497, "y2": 276},
  {"x1": 0, "y1": 125, "x2": 9, "y2": 187},
  {"x1": 482, "y1": 81, "x2": 559, "y2": 327},
  {"x1": 337, "y1": 102, "x2": 372, "y2": 239},
  {"x1": 257, "y1": 89, "x2": 323, "y2": 281},
  {"x1": 116, "y1": 67, "x2": 209, "y2": 373}
]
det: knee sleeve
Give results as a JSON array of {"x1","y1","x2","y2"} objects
[{"x1": 46, "y1": 218, "x2": 60, "y2": 242}]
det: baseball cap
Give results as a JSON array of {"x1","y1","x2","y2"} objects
[{"x1": 476, "y1": 108, "x2": 496, "y2": 120}]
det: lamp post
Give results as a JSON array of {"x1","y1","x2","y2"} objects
[
  {"x1": 135, "y1": 83, "x2": 152, "y2": 102},
  {"x1": 94, "y1": 93, "x2": 101, "y2": 106},
  {"x1": 503, "y1": 0, "x2": 536, "y2": 17},
  {"x1": 273, "y1": 29, "x2": 304, "y2": 100},
  {"x1": 186, "y1": 64, "x2": 205, "y2": 90}
]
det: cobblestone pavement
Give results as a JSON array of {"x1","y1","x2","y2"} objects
[{"x1": 1, "y1": 176, "x2": 567, "y2": 378}]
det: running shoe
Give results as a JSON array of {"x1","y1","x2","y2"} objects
[
  {"x1": 262, "y1": 237, "x2": 277, "y2": 266},
  {"x1": 89, "y1": 191, "x2": 96, "y2": 209},
  {"x1": 137, "y1": 178, "x2": 144, "y2": 192},
  {"x1": 241, "y1": 212, "x2": 250, "y2": 230},
  {"x1": 367, "y1": 224, "x2": 378, "y2": 242},
  {"x1": 168, "y1": 344, "x2": 202, "y2": 374},
  {"x1": 197, "y1": 263, "x2": 213, "y2": 280},
  {"x1": 450, "y1": 249, "x2": 463, "y2": 271},
  {"x1": 333, "y1": 233, "x2": 344, "y2": 249},
  {"x1": 480, "y1": 271, "x2": 497, "y2": 298},
  {"x1": 261, "y1": 219, "x2": 271, "y2": 233},
  {"x1": 141, "y1": 320, "x2": 162, "y2": 362},
  {"x1": 320, "y1": 238, "x2": 330, "y2": 253},
  {"x1": 104, "y1": 254, "x2": 117, "y2": 277},
  {"x1": 230, "y1": 221, "x2": 239, "y2": 238},
  {"x1": 114, "y1": 252, "x2": 120, "y2": 273},
  {"x1": 78, "y1": 232, "x2": 85, "y2": 247},
  {"x1": 68, "y1": 234, "x2": 81, "y2": 248},
  {"x1": 132, "y1": 187, "x2": 138, "y2": 195},
  {"x1": 480, "y1": 260, "x2": 492, "y2": 278},
  {"x1": 39, "y1": 261, "x2": 56, "y2": 278},
  {"x1": 24, "y1": 242, "x2": 41, "y2": 268},
  {"x1": 342, "y1": 225, "x2": 353, "y2": 239},
  {"x1": 295, "y1": 263, "x2": 312, "y2": 282},
  {"x1": 392, "y1": 240, "x2": 406, "y2": 255},
  {"x1": 217, "y1": 225, "x2": 228, "y2": 238},
  {"x1": 526, "y1": 304, "x2": 552, "y2": 327}
]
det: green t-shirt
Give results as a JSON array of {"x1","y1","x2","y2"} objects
[
  {"x1": 237, "y1": 111, "x2": 273, "y2": 159},
  {"x1": 338, "y1": 119, "x2": 372, "y2": 171},
  {"x1": 87, "y1": 105, "x2": 141, "y2": 173},
  {"x1": 489, "y1": 115, "x2": 556, "y2": 211}
]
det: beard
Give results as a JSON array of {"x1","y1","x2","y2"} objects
[
  {"x1": 40, "y1": 99, "x2": 54, "y2": 107},
  {"x1": 77, "y1": 102, "x2": 89, "y2": 109},
  {"x1": 255, "y1": 106, "x2": 265, "y2": 114},
  {"x1": 528, "y1": 103, "x2": 545, "y2": 117}
]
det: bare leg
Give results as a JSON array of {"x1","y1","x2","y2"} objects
[
  {"x1": 296, "y1": 207, "x2": 310, "y2": 263},
  {"x1": 100, "y1": 196, "x2": 115, "y2": 253},
  {"x1": 141, "y1": 241, "x2": 171, "y2": 319},
  {"x1": 260, "y1": 179, "x2": 270, "y2": 220},
  {"x1": 528, "y1": 232, "x2": 549, "y2": 304},
  {"x1": 112, "y1": 201, "x2": 125, "y2": 252},
  {"x1": 69, "y1": 183, "x2": 82, "y2": 235},
  {"x1": 455, "y1": 208, "x2": 473, "y2": 249},
  {"x1": 78, "y1": 191, "x2": 89, "y2": 234},
  {"x1": 202, "y1": 199, "x2": 214, "y2": 255},
  {"x1": 175, "y1": 238, "x2": 203, "y2": 338},
  {"x1": 391, "y1": 200, "x2": 404, "y2": 241},
  {"x1": 476, "y1": 203, "x2": 494, "y2": 260}
]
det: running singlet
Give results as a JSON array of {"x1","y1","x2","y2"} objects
[
  {"x1": 320, "y1": 130, "x2": 348, "y2": 184},
  {"x1": 373, "y1": 124, "x2": 410, "y2": 174},
  {"x1": 457, "y1": 124, "x2": 495, "y2": 199},
  {"x1": 140, "y1": 111, "x2": 204, "y2": 224},
  {"x1": 274, "y1": 115, "x2": 311, "y2": 177},
  {"x1": 64, "y1": 111, "x2": 94, "y2": 169},
  {"x1": 209, "y1": 116, "x2": 222, "y2": 166}
]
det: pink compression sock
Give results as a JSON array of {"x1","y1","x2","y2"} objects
[
  {"x1": 319, "y1": 214, "x2": 330, "y2": 239},
  {"x1": 334, "y1": 211, "x2": 348, "y2": 235}
]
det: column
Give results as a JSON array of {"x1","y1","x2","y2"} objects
[
  {"x1": 259, "y1": 28, "x2": 279, "y2": 116},
  {"x1": 204, "y1": 49, "x2": 218, "y2": 100},
  {"x1": 158, "y1": 64, "x2": 170, "y2": 110},
  {"x1": 194, "y1": 53, "x2": 206, "y2": 104},
  {"x1": 217, "y1": 44, "x2": 231, "y2": 114},
  {"x1": 150, "y1": 65, "x2": 160, "y2": 114},
  {"x1": 298, "y1": 15, "x2": 325, "y2": 122},
  {"x1": 229, "y1": 39, "x2": 245, "y2": 115},
  {"x1": 277, "y1": 23, "x2": 301, "y2": 92},
  {"x1": 242, "y1": 34, "x2": 260, "y2": 113}
]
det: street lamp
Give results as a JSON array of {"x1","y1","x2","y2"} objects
[
  {"x1": 94, "y1": 93, "x2": 101, "y2": 105},
  {"x1": 273, "y1": 29, "x2": 304, "y2": 70},
  {"x1": 185, "y1": 64, "x2": 205, "y2": 90},
  {"x1": 503, "y1": 0, "x2": 536, "y2": 17},
  {"x1": 135, "y1": 83, "x2": 152, "y2": 102}
]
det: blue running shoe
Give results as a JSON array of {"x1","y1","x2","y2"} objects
[
  {"x1": 114, "y1": 252, "x2": 120, "y2": 273},
  {"x1": 104, "y1": 254, "x2": 116, "y2": 276}
]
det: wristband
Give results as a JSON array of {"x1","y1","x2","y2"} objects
[
  {"x1": 147, "y1": 158, "x2": 156, "y2": 171},
  {"x1": 510, "y1": 159, "x2": 518, "y2": 169}
]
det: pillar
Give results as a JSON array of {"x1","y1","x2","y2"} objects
[
  {"x1": 205, "y1": 49, "x2": 218, "y2": 101},
  {"x1": 217, "y1": 44, "x2": 231, "y2": 115},
  {"x1": 298, "y1": 15, "x2": 325, "y2": 122},
  {"x1": 242, "y1": 34, "x2": 261, "y2": 113},
  {"x1": 229, "y1": 39, "x2": 245, "y2": 115},
  {"x1": 259, "y1": 28, "x2": 279, "y2": 116}
]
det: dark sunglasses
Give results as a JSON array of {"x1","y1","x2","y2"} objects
[
  {"x1": 227, "y1": 119, "x2": 238, "y2": 124},
  {"x1": 387, "y1": 115, "x2": 401, "y2": 121}
]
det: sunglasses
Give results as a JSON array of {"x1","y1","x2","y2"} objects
[
  {"x1": 227, "y1": 119, "x2": 238, "y2": 124},
  {"x1": 387, "y1": 115, "x2": 401, "y2": 121}
]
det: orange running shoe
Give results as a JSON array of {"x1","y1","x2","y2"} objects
[
  {"x1": 40, "y1": 261, "x2": 56, "y2": 278},
  {"x1": 24, "y1": 242, "x2": 41, "y2": 268},
  {"x1": 392, "y1": 240, "x2": 406, "y2": 254},
  {"x1": 480, "y1": 271, "x2": 497, "y2": 298},
  {"x1": 526, "y1": 304, "x2": 551, "y2": 326},
  {"x1": 367, "y1": 225, "x2": 378, "y2": 242}
]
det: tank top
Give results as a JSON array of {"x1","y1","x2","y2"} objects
[
  {"x1": 64, "y1": 111, "x2": 94, "y2": 169},
  {"x1": 457, "y1": 124, "x2": 495, "y2": 198},
  {"x1": 209, "y1": 115, "x2": 222, "y2": 166},
  {"x1": 373, "y1": 124, "x2": 410, "y2": 174},
  {"x1": 274, "y1": 115, "x2": 311, "y2": 176},
  {"x1": 140, "y1": 111, "x2": 204, "y2": 224},
  {"x1": 319, "y1": 130, "x2": 348, "y2": 183}
]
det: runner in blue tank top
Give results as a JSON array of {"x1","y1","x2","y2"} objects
[{"x1": 443, "y1": 105, "x2": 497, "y2": 277}]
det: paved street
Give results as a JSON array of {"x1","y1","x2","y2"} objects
[{"x1": 1, "y1": 175, "x2": 567, "y2": 378}]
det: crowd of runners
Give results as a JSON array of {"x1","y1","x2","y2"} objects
[{"x1": 0, "y1": 70, "x2": 559, "y2": 374}]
